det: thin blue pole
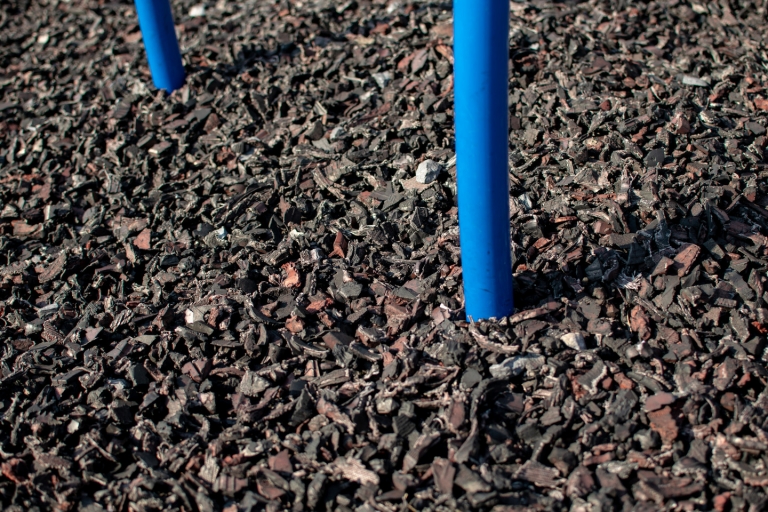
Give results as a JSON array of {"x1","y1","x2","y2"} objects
[
  {"x1": 453, "y1": 0, "x2": 514, "y2": 320},
  {"x1": 134, "y1": 0, "x2": 185, "y2": 93}
]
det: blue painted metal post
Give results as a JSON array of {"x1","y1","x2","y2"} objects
[
  {"x1": 453, "y1": 0, "x2": 514, "y2": 320},
  {"x1": 134, "y1": 0, "x2": 185, "y2": 93}
]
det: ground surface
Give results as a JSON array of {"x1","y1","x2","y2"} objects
[{"x1": 1, "y1": 0, "x2": 768, "y2": 510}]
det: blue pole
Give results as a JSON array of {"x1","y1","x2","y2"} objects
[
  {"x1": 453, "y1": 0, "x2": 514, "y2": 320},
  {"x1": 134, "y1": 0, "x2": 185, "y2": 93}
]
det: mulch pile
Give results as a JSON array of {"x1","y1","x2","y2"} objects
[{"x1": 1, "y1": 0, "x2": 768, "y2": 510}]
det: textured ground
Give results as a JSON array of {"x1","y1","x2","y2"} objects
[{"x1": 1, "y1": 0, "x2": 768, "y2": 510}]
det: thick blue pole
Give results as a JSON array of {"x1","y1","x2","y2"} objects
[
  {"x1": 134, "y1": 0, "x2": 185, "y2": 93},
  {"x1": 453, "y1": 0, "x2": 514, "y2": 320}
]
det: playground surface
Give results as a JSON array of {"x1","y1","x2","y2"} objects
[{"x1": 1, "y1": 0, "x2": 768, "y2": 510}]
